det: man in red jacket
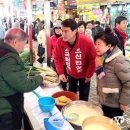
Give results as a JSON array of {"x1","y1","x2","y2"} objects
[
  {"x1": 113, "y1": 16, "x2": 128, "y2": 55},
  {"x1": 54, "y1": 19, "x2": 96, "y2": 100}
]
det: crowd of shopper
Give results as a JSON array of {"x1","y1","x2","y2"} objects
[{"x1": 0, "y1": 15, "x2": 130, "y2": 130}]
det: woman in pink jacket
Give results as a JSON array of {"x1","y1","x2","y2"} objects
[{"x1": 50, "y1": 20, "x2": 67, "y2": 90}]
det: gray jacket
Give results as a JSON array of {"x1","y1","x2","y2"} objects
[{"x1": 97, "y1": 46, "x2": 130, "y2": 108}]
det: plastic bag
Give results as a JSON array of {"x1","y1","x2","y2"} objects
[
  {"x1": 37, "y1": 44, "x2": 45, "y2": 57},
  {"x1": 44, "y1": 116, "x2": 64, "y2": 130}
]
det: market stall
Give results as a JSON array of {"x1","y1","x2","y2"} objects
[
  {"x1": 24, "y1": 87, "x2": 74, "y2": 130},
  {"x1": 77, "y1": 3, "x2": 102, "y2": 21}
]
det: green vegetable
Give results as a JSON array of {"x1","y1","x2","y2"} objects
[{"x1": 20, "y1": 49, "x2": 30, "y2": 64}]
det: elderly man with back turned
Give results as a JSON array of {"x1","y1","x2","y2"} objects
[{"x1": 0, "y1": 28, "x2": 46, "y2": 130}]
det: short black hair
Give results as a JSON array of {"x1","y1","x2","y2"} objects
[
  {"x1": 115, "y1": 16, "x2": 127, "y2": 26},
  {"x1": 74, "y1": 15, "x2": 79, "y2": 19},
  {"x1": 94, "y1": 28, "x2": 118, "y2": 47},
  {"x1": 61, "y1": 19, "x2": 77, "y2": 31},
  {"x1": 86, "y1": 21, "x2": 93, "y2": 26},
  {"x1": 77, "y1": 21, "x2": 86, "y2": 29},
  {"x1": 95, "y1": 21, "x2": 100, "y2": 25}
]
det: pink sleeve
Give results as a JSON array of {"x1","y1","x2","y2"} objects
[{"x1": 53, "y1": 39, "x2": 64, "y2": 75}]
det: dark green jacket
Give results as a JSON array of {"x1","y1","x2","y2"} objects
[{"x1": 0, "y1": 41, "x2": 43, "y2": 115}]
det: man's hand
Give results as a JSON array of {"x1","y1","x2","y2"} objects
[
  {"x1": 120, "y1": 103, "x2": 128, "y2": 111},
  {"x1": 59, "y1": 74, "x2": 67, "y2": 82},
  {"x1": 85, "y1": 78, "x2": 90, "y2": 83}
]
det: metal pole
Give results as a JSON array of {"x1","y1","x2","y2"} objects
[
  {"x1": 27, "y1": 0, "x2": 33, "y2": 65},
  {"x1": 44, "y1": 1, "x2": 51, "y2": 66}
]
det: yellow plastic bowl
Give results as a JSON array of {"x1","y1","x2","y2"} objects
[{"x1": 82, "y1": 116, "x2": 121, "y2": 130}]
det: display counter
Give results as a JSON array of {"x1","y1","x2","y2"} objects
[{"x1": 24, "y1": 86, "x2": 74, "y2": 130}]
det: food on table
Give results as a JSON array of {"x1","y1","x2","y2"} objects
[
  {"x1": 63, "y1": 104, "x2": 101, "y2": 126},
  {"x1": 43, "y1": 74, "x2": 59, "y2": 87},
  {"x1": 83, "y1": 123, "x2": 113, "y2": 130},
  {"x1": 82, "y1": 116, "x2": 120, "y2": 130},
  {"x1": 44, "y1": 78, "x2": 58, "y2": 84},
  {"x1": 24, "y1": 66, "x2": 58, "y2": 81},
  {"x1": 24, "y1": 65, "x2": 59, "y2": 86},
  {"x1": 55, "y1": 96, "x2": 72, "y2": 106},
  {"x1": 44, "y1": 80, "x2": 53, "y2": 84},
  {"x1": 45, "y1": 76, "x2": 59, "y2": 83}
]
